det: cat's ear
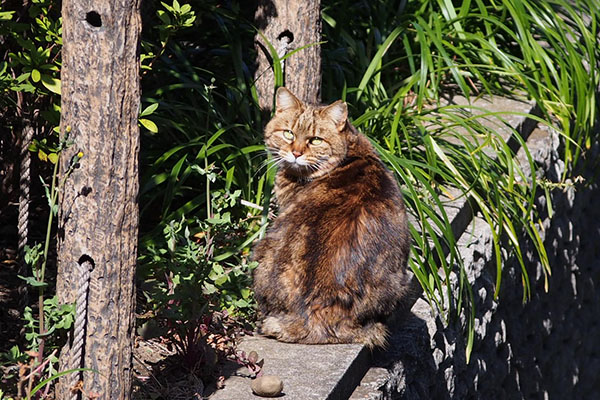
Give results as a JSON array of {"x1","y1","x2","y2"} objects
[
  {"x1": 322, "y1": 100, "x2": 348, "y2": 131},
  {"x1": 275, "y1": 87, "x2": 302, "y2": 113}
]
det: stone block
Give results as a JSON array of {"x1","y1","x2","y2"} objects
[{"x1": 208, "y1": 335, "x2": 370, "y2": 400}]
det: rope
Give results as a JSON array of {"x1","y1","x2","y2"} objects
[
  {"x1": 277, "y1": 35, "x2": 291, "y2": 74},
  {"x1": 17, "y1": 124, "x2": 34, "y2": 310},
  {"x1": 68, "y1": 259, "x2": 92, "y2": 400}
]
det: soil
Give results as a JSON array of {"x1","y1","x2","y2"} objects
[{"x1": 132, "y1": 338, "x2": 207, "y2": 400}]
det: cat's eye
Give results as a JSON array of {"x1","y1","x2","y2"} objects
[
  {"x1": 309, "y1": 137, "x2": 323, "y2": 145},
  {"x1": 282, "y1": 129, "x2": 294, "y2": 140}
]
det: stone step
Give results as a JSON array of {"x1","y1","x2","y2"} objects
[{"x1": 207, "y1": 335, "x2": 370, "y2": 399}]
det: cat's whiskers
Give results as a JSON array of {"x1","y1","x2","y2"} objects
[
  {"x1": 303, "y1": 157, "x2": 334, "y2": 179},
  {"x1": 251, "y1": 147, "x2": 283, "y2": 172},
  {"x1": 270, "y1": 158, "x2": 286, "y2": 172},
  {"x1": 249, "y1": 149, "x2": 271, "y2": 161},
  {"x1": 253, "y1": 155, "x2": 285, "y2": 178}
]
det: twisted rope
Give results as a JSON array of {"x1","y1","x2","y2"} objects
[
  {"x1": 17, "y1": 124, "x2": 34, "y2": 309},
  {"x1": 277, "y1": 35, "x2": 291, "y2": 73},
  {"x1": 68, "y1": 260, "x2": 92, "y2": 400}
]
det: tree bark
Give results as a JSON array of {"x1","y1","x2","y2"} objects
[
  {"x1": 56, "y1": 0, "x2": 141, "y2": 398},
  {"x1": 254, "y1": 0, "x2": 322, "y2": 109}
]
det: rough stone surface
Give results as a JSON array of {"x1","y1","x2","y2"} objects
[
  {"x1": 376, "y1": 120, "x2": 600, "y2": 398},
  {"x1": 251, "y1": 375, "x2": 284, "y2": 397},
  {"x1": 349, "y1": 368, "x2": 388, "y2": 400},
  {"x1": 208, "y1": 335, "x2": 370, "y2": 399}
]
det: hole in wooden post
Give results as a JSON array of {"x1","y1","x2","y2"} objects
[
  {"x1": 78, "y1": 254, "x2": 95, "y2": 270},
  {"x1": 80, "y1": 186, "x2": 92, "y2": 197},
  {"x1": 277, "y1": 30, "x2": 294, "y2": 44},
  {"x1": 86, "y1": 11, "x2": 102, "y2": 28}
]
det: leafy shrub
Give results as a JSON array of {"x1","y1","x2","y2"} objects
[
  {"x1": 138, "y1": 187, "x2": 258, "y2": 325},
  {"x1": 137, "y1": 170, "x2": 258, "y2": 370},
  {"x1": 135, "y1": 1, "x2": 264, "y2": 369}
]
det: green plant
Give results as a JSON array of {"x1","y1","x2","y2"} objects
[
  {"x1": 0, "y1": 0, "x2": 62, "y2": 128},
  {"x1": 138, "y1": 169, "x2": 258, "y2": 369},
  {"x1": 0, "y1": 389, "x2": 14, "y2": 400},
  {"x1": 137, "y1": 0, "x2": 263, "y2": 332},
  {"x1": 2, "y1": 131, "x2": 80, "y2": 398}
]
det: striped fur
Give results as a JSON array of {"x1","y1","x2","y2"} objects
[{"x1": 252, "y1": 88, "x2": 410, "y2": 348}]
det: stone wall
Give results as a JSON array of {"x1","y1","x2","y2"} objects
[{"x1": 376, "y1": 124, "x2": 600, "y2": 399}]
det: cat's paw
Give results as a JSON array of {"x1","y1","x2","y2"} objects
[{"x1": 260, "y1": 316, "x2": 282, "y2": 338}]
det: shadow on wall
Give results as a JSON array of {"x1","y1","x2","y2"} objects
[
  {"x1": 373, "y1": 300, "x2": 448, "y2": 399},
  {"x1": 379, "y1": 137, "x2": 600, "y2": 399},
  {"x1": 491, "y1": 144, "x2": 600, "y2": 399}
]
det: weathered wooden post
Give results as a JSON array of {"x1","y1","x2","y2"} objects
[
  {"x1": 56, "y1": 0, "x2": 141, "y2": 398},
  {"x1": 254, "y1": 0, "x2": 322, "y2": 109}
]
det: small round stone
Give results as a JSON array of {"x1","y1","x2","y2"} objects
[{"x1": 251, "y1": 375, "x2": 284, "y2": 397}]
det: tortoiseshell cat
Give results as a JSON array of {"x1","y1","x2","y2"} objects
[{"x1": 252, "y1": 87, "x2": 410, "y2": 348}]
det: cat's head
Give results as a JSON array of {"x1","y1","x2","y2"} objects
[{"x1": 264, "y1": 87, "x2": 351, "y2": 179}]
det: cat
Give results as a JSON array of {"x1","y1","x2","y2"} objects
[{"x1": 252, "y1": 87, "x2": 410, "y2": 348}]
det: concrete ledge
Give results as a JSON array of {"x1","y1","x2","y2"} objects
[
  {"x1": 352, "y1": 95, "x2": 543, "y2": 399},
  {"x1": 209, "y1": 335, "x2": 370, "y2": 400}
]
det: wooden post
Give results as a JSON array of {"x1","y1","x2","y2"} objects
[
  {"x1": 254, "y1": 0, "x2": 322, "y2": 109},
  {"x1": 56, "y1": 0, "x2": 141, "y2": 398}
]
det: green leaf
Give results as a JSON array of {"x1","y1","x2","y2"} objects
[
  {"x1": 47, "y1": 152, "x2": 58, "y2": 164},
  {"x1": 234, "y1": 298, "x2": 249, "y2": 308},
  {"x1": 31, "y1": 68, "x2": 41, "y2": 82},
  {"x1": 202, "y1": 282, "x2": 217, "y2": 295},
  {"x1": 38, "y1": 149, "x2": 48, "y2": 162},
  {"x1": 40, "y1": 74, "x2": 61, "y2": 94},
  {"x1": 28, "y1": 368, "x2": 98, "y2": 399},
  {"x1": 0, "y1": 11, "x2": 15, "y2": 21},
  {"x1": 140, "y1": 102, "x2": 159, "y2": 117},
  {"x1": 212, "y1": 264, "x2": 224, "y2": 275},
  {"x1": 140, "y1": 118, "x2": 158, "y2": 133},
  {"x1": 356, "y1": 26, "x2": 403, "y2": 101},
  {"x1": 206, "y1": 214, "x2": 230, "y2": 225},
  {"x1": 17, "y1": 275, "x2": 48, "y2": 288}
]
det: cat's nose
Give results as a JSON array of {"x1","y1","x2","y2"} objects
[{"x1": 292, "y1": 150, "x2": 302, "y2": 158}]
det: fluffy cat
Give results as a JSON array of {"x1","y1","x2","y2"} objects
[{"x1": 252, "y1": 87, "x2": 410, "y2": 348}]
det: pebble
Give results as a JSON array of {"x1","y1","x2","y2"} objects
[{"x1": 251, "y1": 375, "x2": 284, "y2": 397}]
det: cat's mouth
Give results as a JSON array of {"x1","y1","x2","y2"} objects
[
  {"x1": 282, "y1": 158, "x2": 316, "y2": 177},
  {"x1": 284, "y1": 160, "x2": 313, "y2": 174}
]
